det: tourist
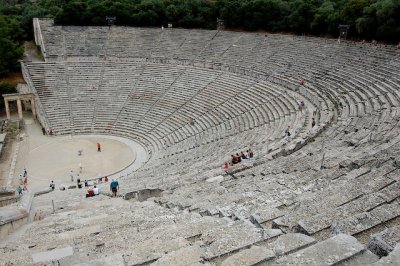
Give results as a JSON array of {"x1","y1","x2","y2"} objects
[
  {"x1": 97, "y1": 142, "x2": 101, "y2": 152},
  {"x1": 223, "y1": 162, "x2": 229, "y2": 170},
  {"x1": 236, "y1": 153, "x2": 242, "y2": 163},
  {"x1": 84, "y1": 179, "x2": 88, "y2": 187},
  {"x1": 104, "y1": 176, "x2": 109, "y2": 182},
  {"x1": 93, "y1": 185, "x2": 100, "y2": 195},
  {"x1": 17, "y1": 186, "x2": 23, "y2": 195},
  {"x1": 77, "y1": 177, "x2": 81, "y2": 188},
  {"x1": 110, "y1": 179, "x2": 119, "y2": 197},
  {"x1": 79, "y1": 163, "x2": 82, "y2": 174},
  {"x1": 248, "y1": 148, "x2": 254, "y2": 158},
  {"x1": 312, "y1": 117, "x2": 316, "y2": 128},
  {"x1": 86, "y1": 187, "x2": 95, "y2": 198},
  {"x1": 50, "y1": 181, "x2": 55, "y2": 191},
  {"x1": 41, "y1": 127, "x2": 46, "y2": 135},
  {"x1": 23, "y1": 168, "x2": 27, "y2": 177},
  {"x1": 241, "y1": 151, "x2": 247, "y2": 160},
  {"x1": 285, "y1": 126, "x2": 291, "y2": 138},
  {"x1": 231, "y1": 154, "x2": 238, "y2": 165},
  {"x1": 300, "y1": 79, "x2": 305, "y2": 85}
]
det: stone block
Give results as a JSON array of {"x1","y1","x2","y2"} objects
[
  {"x1": 153, "y1": 243, "x2": 203, "y2": 266},
  {"x1": 377, "y1": 182, "x2": 400, "y2": 202},
  {"x1": 338, "y1": 250, "x2": 379, "y2": 266},
  {"x1": 368, "y1": 226, "x2": 400, "y2": 257},
  {"x1": 221, "y1": 245, "x2": 275, "y2": 266},
  {"x1": 264, "y1": 233, "x2": 317, "y2": 256},
  {"x1": 250, "y1": 207, "x2": 285, "y2": 227},
  {"x1": 32, "y1": 246, "x2": 74, "y2": 263},
  {"x1": 335, "y1": 203, "x2": 400, "y2": 236},
  {"x1": 206, "y1": 175, "x2": 224, "y2": 183},
  {"x1": 371, "y1": 243, "x2": 400, "y2": 265},
  {"x1": 73, "y1": 253, "x2": 125, "y2": 266},
  {"x1": 275, "y1": 234, "x2": 365, "y2": 265},
  {"x1": 297, "y1": 193, "x2": 386, "y2": 235}
]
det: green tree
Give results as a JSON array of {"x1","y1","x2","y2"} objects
[
  {"x1": 311, "y1": 0, "x2": 340, "y2": 36},
  {"x1": 0, "y1": 15, "x2": 24, "y2": 76},
  {"x1": 0, "y1": 82, "x2": 17, "y2": 109}
]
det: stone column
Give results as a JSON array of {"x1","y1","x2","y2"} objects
[
  {"x1": 31, "y1": 98, "x2": 36, "y2": 118},
  {"x1": 4, "y1": 99, "x2": 10, "y2": 120},
  {"x1": 17, "y1": 99, "x2": 23, "y2": 120}
]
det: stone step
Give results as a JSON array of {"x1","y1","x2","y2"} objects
[
  {"x1": 334, "y1": 202, "x2": 400, "y2": 236},
  {"x1": 297, "y1": 193, "x2": 386, "y2": 235},
  {"x1": 60, "y1": 253, "x2": 125, "y2": 266},
  {"x1": 220, "y1": 233, "x2": 316, "y2": 266},
  {"x1": 377, "y1": 181, "x2": 400, "y2": 203},
  {"x1": 368, "y1": 225, "x2": 400, "y2": 257},
  {"x1": 203, "y1": 228, "x2": 282, "y2": 261},
  {"x1": 371, "y1": 243, "x2": 400, "y2": 265},
  {"x1": 220, "y1": 245, "x2": 275, "y2": 266},
  {"x1": 338, "y1": 250, "x2": 379, "y2": 266},
  {"x1": 273, "y1": 234, "x2": 366, "y2": 265},
  {"x1": 152, "y1": 243, "x2": 203, "y2": 266}
]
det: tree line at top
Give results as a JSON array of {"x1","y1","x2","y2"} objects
[{"x1": 0, "y1": 0, "x2": 399, "y2": 77}]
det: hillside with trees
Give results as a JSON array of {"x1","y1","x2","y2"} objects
[{"x1": 0, "y1": 0, "x2": 399, "y2": 76}]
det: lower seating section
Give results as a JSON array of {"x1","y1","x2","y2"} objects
[{"x1": 1, "y1": 187, "x2": 398, "y2": 265}]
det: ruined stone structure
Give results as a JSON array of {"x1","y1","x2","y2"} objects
[
  {"x1": 1, "y1": 18, "x2": 400, "y2": 265},
  {"x1": 2, "y1": 93, "x2": 36, "y2": 120}
]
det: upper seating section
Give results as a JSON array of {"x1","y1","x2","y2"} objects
[
  {"x1": 29, "y1": 18, "x2": 400, "y2": 174},
  {"x1": 25, "y1": 60, "x2": 311, "y2": 156}
]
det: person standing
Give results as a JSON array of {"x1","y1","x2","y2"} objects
[
  {"x1": 110, "y1": 179, "x2": 119, "y2": 197},
  {"x1": 97, "y1": 142, "x2": 101, "y2": 152},
  {"x1": 312, "y1": 117, "x2": 316, "y2": 128},
  {"x1": 93, "y1": 185, "x2": 100, "y2": 195},
  {"x1": 50, "y1": 181, "x2": 55, "y2": 191},
  {"x1": 285, "y1": 126, "x2": 291, "y2": 139}
]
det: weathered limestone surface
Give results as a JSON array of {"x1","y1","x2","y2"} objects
[
  {"x1": 334, "y1": 202, "x2": 400, "y2": 235},
  {"x1": 338, "y1": 250, "x2": 379, "y2": 266},
  {"x1": 221, "y1": 245, "x2": 275, "y2": 266},
  {"x1": 153, "y1": 243, "x2": 203, "y2": 266},
  {"x1": 372, "y1": 243, "x2": 400, "y2": 265},
  {"x1": 32, "y1": 246, "x2": 74, "y2": 263},
  {"x1": 274, "y1": 234, "x2": 365, "y2": 265},
  {"x1": 297, "y1": 193, "x2": 386, "y2": 235},
  {"x1": 368, "y1": 226, "x2": 400, "y2": 257},
  {"x1": 263, "y1": 233, "x2": 317, "y2": 256},
  {"x1": 203, "y1": 227, "x2": 282, "y2": 260},
  {"x1": 73, "y1": 253, "x2": 125, "y2": 266},
  {"x1": 378, "y1": 182, "x2": 400, "y2": 202}
]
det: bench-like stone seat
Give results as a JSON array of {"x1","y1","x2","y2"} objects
[{"x1": 274, "y1": 234, "x2": 376, "y2": 265}]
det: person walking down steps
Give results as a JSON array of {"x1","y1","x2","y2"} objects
[{"x1": 110, "y1": 179, "x2": 119, "y2": 197}]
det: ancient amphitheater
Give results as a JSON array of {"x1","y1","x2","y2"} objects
[{"x1": 1, "y1": 18, "x2": 400, "y2": 265}]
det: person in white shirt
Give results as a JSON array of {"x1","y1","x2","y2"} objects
[{"x1": 93, "y1": 185, "x2": 100, "y2": 195}]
